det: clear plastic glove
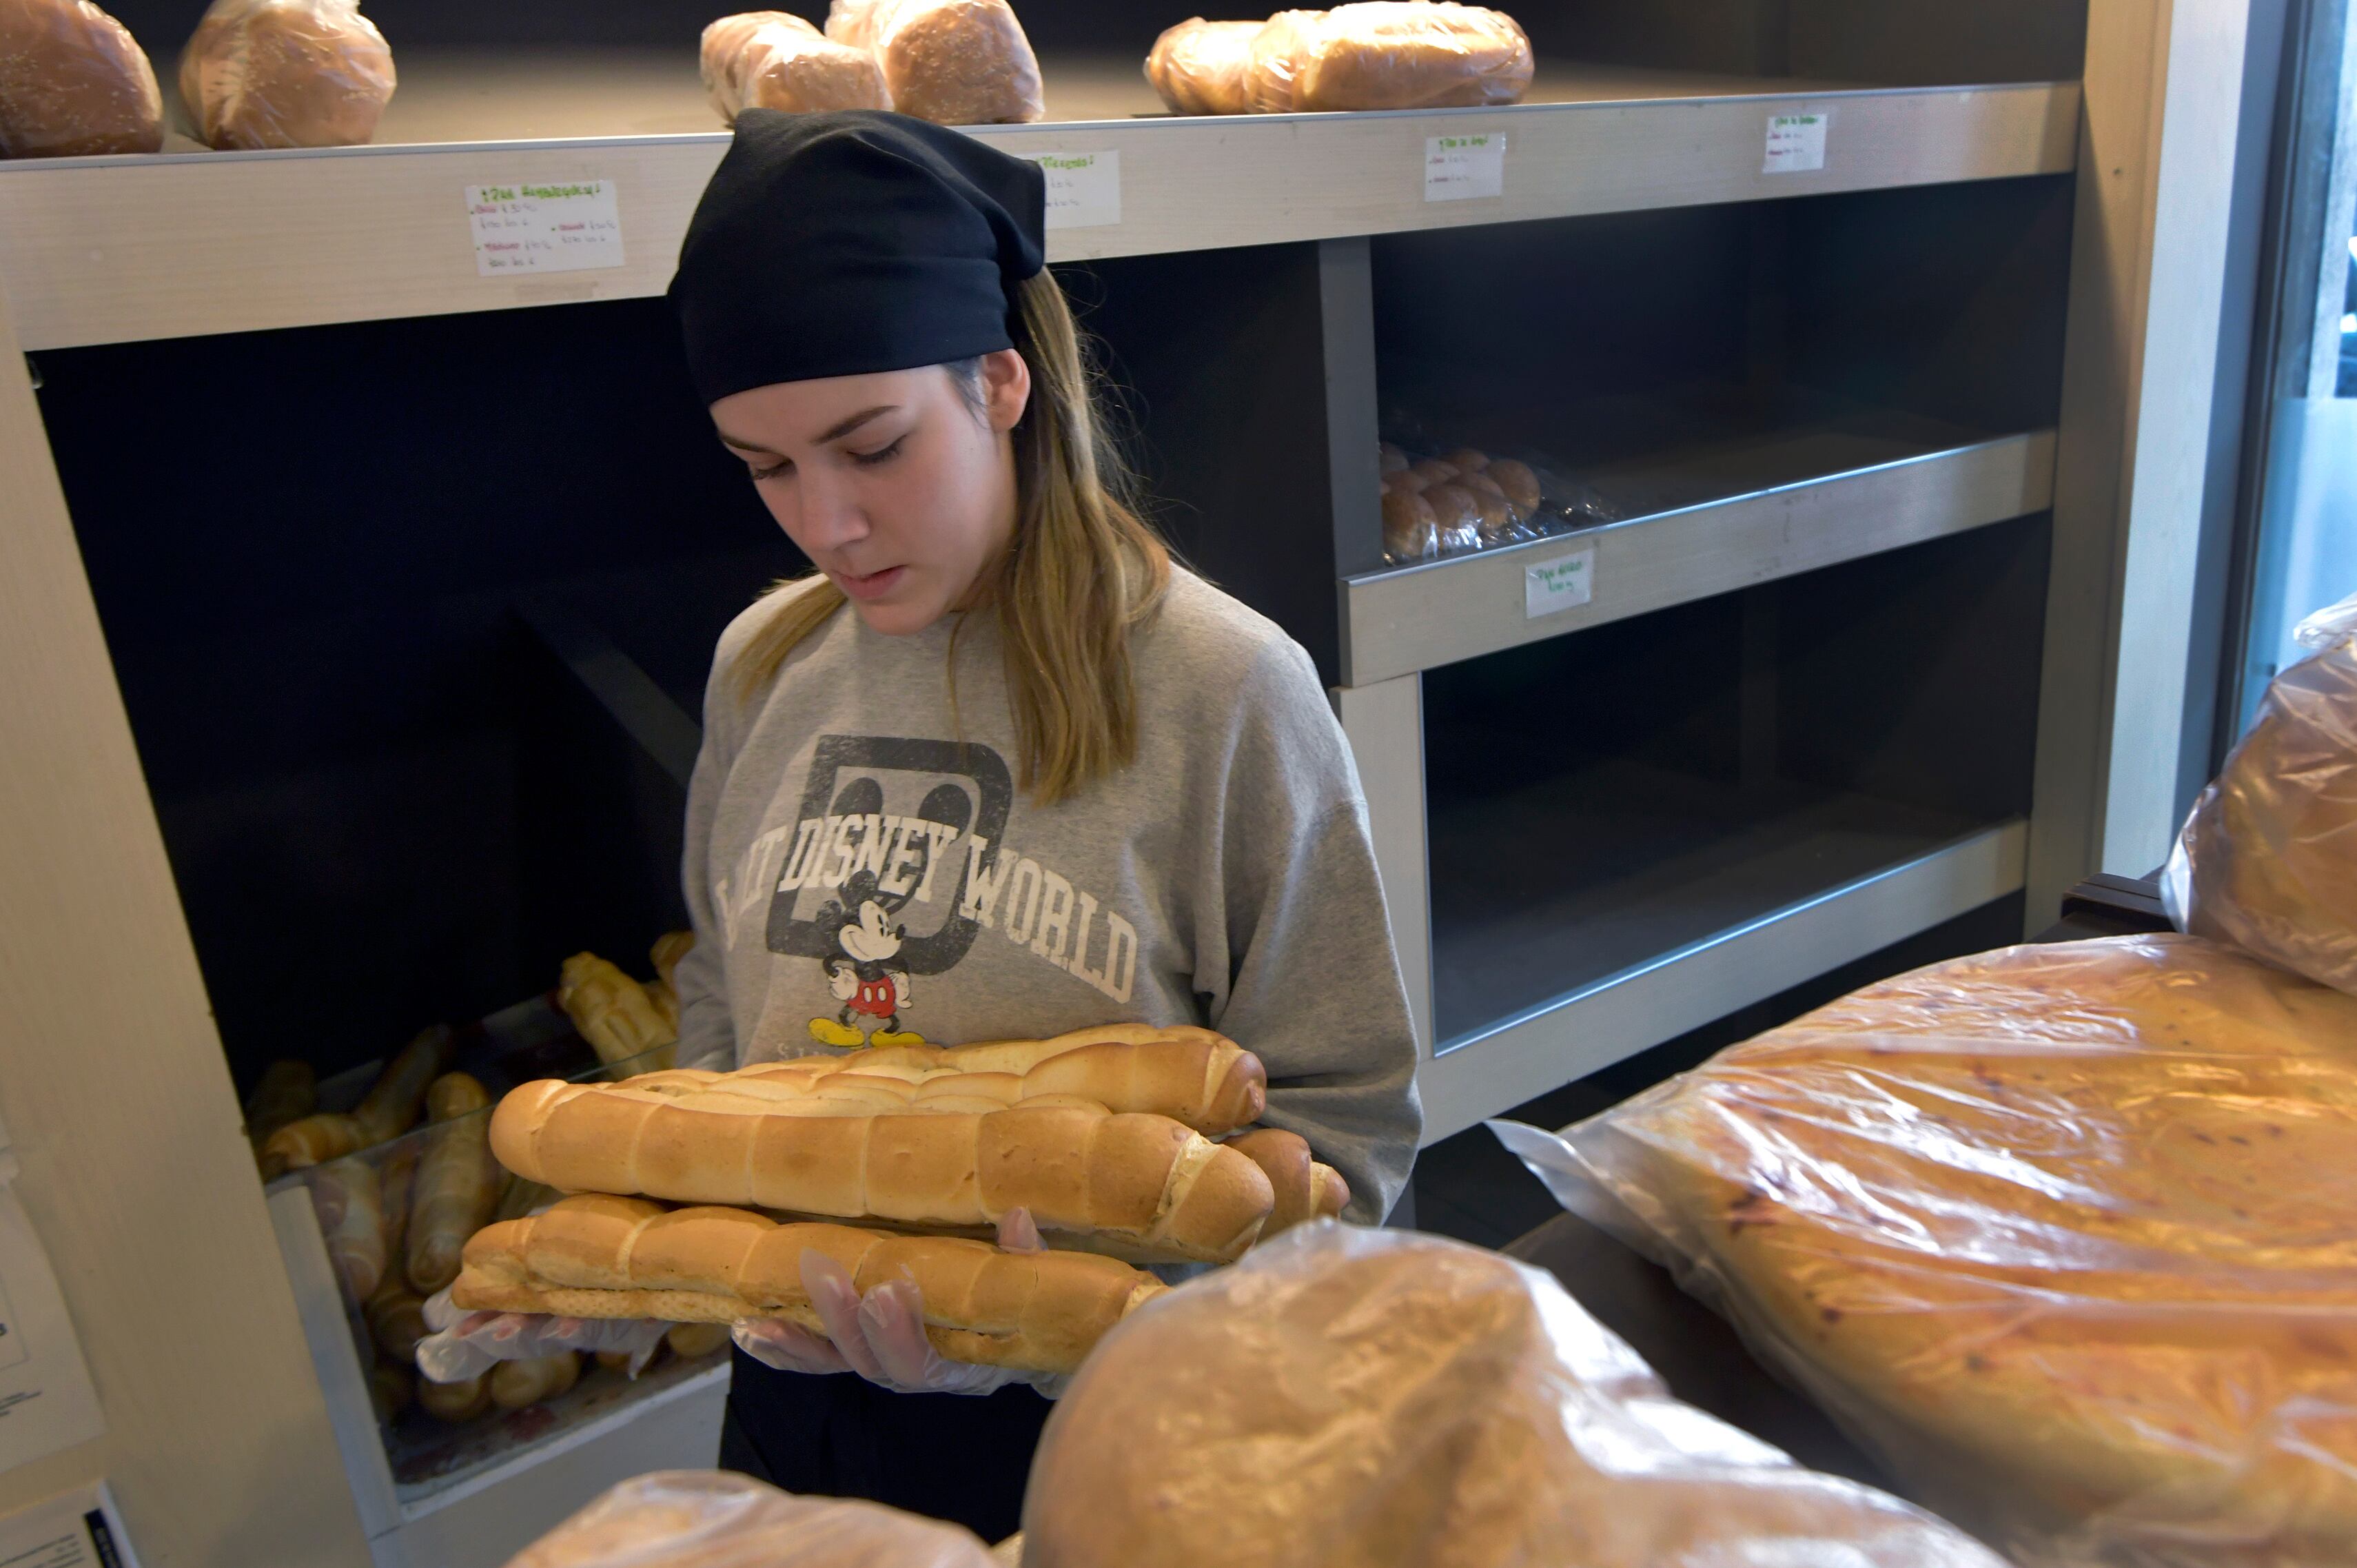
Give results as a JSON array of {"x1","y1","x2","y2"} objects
[
  {"x1": 414, "y1": 1287, "x2": 669, "y2": 1384},
  {"x1": 730, "y1": 1209, "x2": 1070, "y2": 1398}
]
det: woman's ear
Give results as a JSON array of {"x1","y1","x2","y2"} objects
[{"x1": 980, "y1": 347, "x2": 1032, "y2": 433}]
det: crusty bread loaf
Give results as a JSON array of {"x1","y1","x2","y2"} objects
[
  {"x1": 560, "y1": 952, "x2": 676, "y2": 1077},
  {"x1": 1567, "y1": 934, "x2": 2357, "y2": 1558},
  {"x1": 1294, "y1": 1, "x2": 1531, "y2": 112},
  {"x1": 700, "y1": 11, "x2": 886, "y2": 123},
  {"x1": 407, "y1": 1072, "x2": 499, "y2": 1294},
  {"x1": 1221, "y1": 1128, "x2": 1348, "y2": 1234},
  {"x1": 178, "y1": 0, "x2": 394, "y2": 150},
  {"x1": 0, "y1": 0, "x2": 162, "y2": 157},
  {"x1": 1025, "y1": 1227, "x2": 2010, "y2": 1568},
  {"x1": 870, "y1": 0, "x2": 1042, "y2": 125},
  {"x1": 1145, "y1": 17, "x2": 1260, "y2": 114},
  {"x1": 648, "y1": 1024, "x2": 1265, "y2": 1134},
  {"x1": 456, "y1": 1194, "x2": 1165, "y2": 1374},
  {"x1": 492, "y1": 1081, "x2": 1276, "y2": 1264}
]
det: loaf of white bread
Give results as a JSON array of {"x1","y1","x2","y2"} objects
[
  {"x1": 177, "y1": 0, "x2": 394, "y2": 150},
  {"x1": 699, "y1": 10, "x2": 886, "y2": 122},
  {"x1": 456, "y1": 1194, "x2": 1163, "y2": 1375},
  {"x1": 1150, "y1": 2, "x2": 1531, "y2": 116},
  {"x1": 0, "y1": 0, "x2": 163, "y2": 156}
]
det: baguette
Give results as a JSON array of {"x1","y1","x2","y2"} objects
[
  {"x1": 262, "y1": 1110, "x2": 363, "y2": 1175},
  {"x1": 350, "y1": 1025, "x2": 452, "y2": 1145},
  {"x1": 454, "y1": 1194, "x2": 1165, "y2": 1375},
  {"x1": 1222, "y1": 1128, "x2": 1350, "y2": 1234},
  {"x1": 558, "y1": 953, "x2": 676, "y2": 1077},
  {"x1": 656, "y1": 1025, "x2": 1265, "y2": 1134},
  {"x1": 491, "y1": 1083, "x2": 1276, "y2": 1263},
  {"x1": 308, "y1": 1158, "x2": 385, "y2": 1302},
  {"x1": 407, "y1": 1072, "x2": 500, "y2": 1293}
]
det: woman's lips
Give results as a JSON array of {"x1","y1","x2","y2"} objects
[{"x1": 834, "y1": 564, "x2": 906, "y2": 602}]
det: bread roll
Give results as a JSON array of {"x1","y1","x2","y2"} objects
[
  {"x1": 491, "y1": 1352, "x2": 580, "y2": 1411},
  {"x1": 1221, "y1": 1128, "x2": 1348, "y2": 1234},
  {"x1": 0, "y1": 0, "x2": 161, "y2": 157},
  {"x1": 1459, "y1": 470, "x2": 1514, "y2": 541},
  {"x1": 491, "y1": 1082, "x2": 1276, "y2": 1264},
  {"x1": 1442, "y1": 445, "x2": 1489, "y2": 472},
  {"x1": 700, "y1": 11, "x2": 886, "y2": 123},
  {"x1": 1486, "y1": 456, "x2": 1541, "y2": 514},
  {"x1": 178, "y1": 0, "x2": 394, "y2": 150},
  {"x1": 1294, "y1": 1, "x2": 1532, "y2": 112},
  {"x1": 1425, "y1": 482, "x2": 1480, "y2": 553},
  {"x1": 1377, "y1": 442, "x2": 1410, "y2": 476},
  {"x1": 308, "y1": 1157, "x2": 385, "y2": 1303},
  {"x1": 509, "y1": 1472, "x2": 996, "y2": 1568},
  {"x1": 243, "y1": 1059, "x2": 315, "y2": 1157},
  {"x1": 416, "y1": 1370, "x2": 489, "y2": 1423},
  {"x1": 350, "y1": 1025, "x2": 451, "y2": 1146},
  {"x1": 870, "y1": 0, "x2": 1042, "y2": 125},
  {"x1": 1408, "y1": 456, "x2": 1458, "y2": 489},
  {"x1": 1243, "y1": 10, "x2": 1322, "y2": 113},
  {"x1": 665, "y1": 1321, "x2": 730, "y2": 1359},
  {"x1": 559, "y1": 952, "x2": 676, "y2": 1077},
  {"x1": 365, "y1": 1282, "x2": 427, "y2": 1364},
  {"x1": 407, "y1": 1072, "x2": 499, "y2": 1294},
  {"x1": 456, "y1": 1194, "x2": 1165, "y2": 1376},
  {"x1": 1382, "y1": 487, "x2": 1438, "y2": 562},
  {"x1": 263, "y1": 1110, "x2": 363, "y2": 1177},
  {"x1": 1025, "y1": 1226, "x2": 2010, "y2": 1568},
  {"x1": 1553, "y1": 934, "x2": 2357, "y2": 1559},
  {"x1": 650, "y1": 930, "x2": 694, "y2": 991},
  {"x1": 681, "y1": 1024, "x2": 1266, "y2": 1134},
  {"x1": 1145, "y1": 17, "x2": 1259, "y2": 115}
]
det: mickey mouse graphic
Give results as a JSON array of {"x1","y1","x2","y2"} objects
[{"x1": 807, "y1": 871, "x2": 924, "y2": 1048}]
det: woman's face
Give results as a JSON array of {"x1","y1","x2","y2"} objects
[{"x1": 711, "y1": 350, "x2": 1031, "y2": 636}]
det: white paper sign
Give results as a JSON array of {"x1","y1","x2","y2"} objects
[
  {"x1": 0, "y1": 1480, "x2": 141, "y2": 1568},
  {"x1": 1425, "y1": 134, "x2": 1506, "y2": 202},
  {"x1": 1023, "y1": 152, "x2": 1121, "y2": 231},
  {"x1": 0, "y1": 1186, "x2": 105, "y2": 1476},
  {"x1": 1763, "y1": 112, "x2": 1829, "y2": 174},
  {"x1": 1524, "y1": 549, "x2": 1595, "y2": 618},
  {"x1": 467, "y1": 181, "x2": 626, "y2": 276}
]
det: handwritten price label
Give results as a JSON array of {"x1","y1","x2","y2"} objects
[
  {"x1": 1021, "y1": 151, "x2": 1121, "y2": 231},
  {"x1": 467, "y1": 181, "x2": 626, "y2": 276},
  {"x1": 1763, "y1": 112, "x2": 1829, "y2": 174},
  {"x1": 1524, "y1": 548, "x2": 1595, "y2": 618},
  {"x1": 1425, "y1": 134, "x2": 1507, "y2": 202}
]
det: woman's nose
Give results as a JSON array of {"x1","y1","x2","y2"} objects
[{"x1": 794, "y1": 469, "x2": 868, "y2": 551}]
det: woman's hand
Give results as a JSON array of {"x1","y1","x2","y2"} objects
[
  {"x1": 414, "y1": 1289, "x2": 669, "y2": 1383},
  {"x1": 730, "y1": 1208, "x2": 1068, "y2": 1398}
]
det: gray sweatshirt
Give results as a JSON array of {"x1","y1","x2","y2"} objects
[{"x1": 671, "y1": 568, "x2": 1423, "y2": 1221}]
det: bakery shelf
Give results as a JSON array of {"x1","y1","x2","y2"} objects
[
  {"x1": 1344, "y1": 425, "x2": 2057, "y2": 684},
  {"x1": 0, "y1": 55, "x2": 2076, "y2": 352},
  {"x1": 1416, "y1": 816, "x2": 2028, "y2": 1143}
]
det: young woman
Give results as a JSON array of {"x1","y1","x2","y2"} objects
[{"x1": 429, "y1": 109, "x2": 1421, "y2": 1540}]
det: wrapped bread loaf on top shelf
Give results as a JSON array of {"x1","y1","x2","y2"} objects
[
  {"x1": 1148, "y1": 1, "x2": 1531, "y2": 116},
  {"x1": 704, "y1": 0, "x2": 1042, "y2": 128},
  {"x1": 700, "y1": 10, "x2": 886, "y2": 122},
  {"x1": 0, "y1": 0, "x2": 163, "y2": 156},
  {"x1": 177, "y1": 0, "x2": 394, "y2": 150}
]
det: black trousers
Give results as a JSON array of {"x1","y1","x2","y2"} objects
[{"x1": 717, "y1": 1345, "x2": 1055, "y2": 1543}]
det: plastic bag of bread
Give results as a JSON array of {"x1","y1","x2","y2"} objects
[
  {"x1": 0, "y1": 0, "x2": 163, "y2": 156},
  {"x1": 1294, "y1": 2, "x2": 1532, "y2": 113},
  {"x1": 1243, "y1": 9, "x2": 1322, "y2": 113},
  {"x1": 1144, "y1": 17, "x2": 1260, "y2": 114},
  {"x1": 507, "y1": 1469, "x2": 994, "y2": 1568},
  {"x1": 1496, "y1": 933, "x2": 2357, "y2": 1568},
  {"x1": 827, "y1": 0, "x2": 1042, "y2": 125},
  {"x1": 2164, "y1": 589, "x2": 2357, "y2": 997},
  {"x1": 701, "y1": 12, "x2": 886, "y2": 123},
  {"x1": 177, "y1": 0, "x2": 394, "y2": 150},
  {"x1": 1023, "y1": 1221, "x2": 2009, "y2": 1568}
]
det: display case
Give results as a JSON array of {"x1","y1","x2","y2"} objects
[{"x1": 0, "y1": 0, "x2": 2232, "y2": 1558}]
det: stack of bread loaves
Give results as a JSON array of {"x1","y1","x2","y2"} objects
[
  {"x1": 1147, "y1": 3, "x2": 1531, "y2": 116},
  {"x1": 458, "y1": 1025, "x2": 1349, "y2": 1376},
  {"x1": 700, "y1": 0, "x2": 1042, "y2": 125}
]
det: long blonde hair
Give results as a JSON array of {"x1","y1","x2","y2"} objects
[{"x1": 729, "y1": 271, "x2": 1172, "y2": 805}]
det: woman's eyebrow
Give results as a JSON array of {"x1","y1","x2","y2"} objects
[
  {"x1": 715, "y1": 429, "x2": 778, "y2": 456},
  {"x1": 816, "y1": 405, "x2": 897, "y2": 443}
]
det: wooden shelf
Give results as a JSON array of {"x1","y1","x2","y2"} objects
[
  {"x1": 1343, "y1": 425, "x2": 2057, "y2": 683},
  {"x1": 0, "y1": 54, "x2": 2077, "y2": 350}
]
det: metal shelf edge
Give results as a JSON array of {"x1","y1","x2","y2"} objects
[
  {"x1": 1343, "y1": 428, "x2": 2059, "y2": 685},
  {"x1": 1414, "y1": 816, "x2": 2030, "y2": 1144}
]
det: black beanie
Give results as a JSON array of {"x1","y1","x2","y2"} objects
[{"x1": 670, "y1": 109, "x2": 1048, "y2": 407}]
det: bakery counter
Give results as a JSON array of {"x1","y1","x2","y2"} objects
[{"x1": 0, "y1": 55, "x2": 2077, "y2": 352}]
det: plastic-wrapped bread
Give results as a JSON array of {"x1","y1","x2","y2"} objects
[
  {"x1": 1243, "y1": 9, "x2": 1323, "y2": 112},
  {"x1": 822, "y1": 0, "x2": 891, "y2": 50},
  {"x1": 1424, "y1": 482, "x2": 1480, "y2": 553},
  {"x1": 490, "y1": 1081, "x2": 1277, "y2": 1264},
  {"x1": 1144, "y1": 17, "x2": 1260, "y2": 115},
  {"x1": 645, "y1": 1023, "x2": 1267, "y2": 1134},
  {"x1": 1381, "y1": 485, "x2": 1438, "y2": 563},
  {"x1": 1294, "y1": 1, "x2": 1531, "y2": 112},
  {"x1": 1501, "y1": 934, "x2": 2357, "y2": 1566},
  {"x1": 2165, "y1": 590, "x2": 2357, "y2": 995},
  {"x1": 1487, "y1": 456, "x2": 1541, "y2": 514},
  {"x1": 869, "y1": 0, "x2": 1043, "y2": 125},
  {"x1": 559, "y1": 952, "x2": 676, "y2": 1076},
  {"x1": 456, "y1": 1194, "x2": 1165, "y2": 1376},
  {"x1": 177, "y1": 0, "x2": 394, "y2": 150},
  {"x1": 509, "y1": 1471, "x2": 996, "y2": 1568},
  {"x1": 407, "y1": 1072, "x2": 500, "y2": 1294},
  {"x1": 0, "y1": 0, "x2": 162, "y2": 157},
  {"x1": 1024, "y1": 1225, "x2": 2010, "y2": 1568},
  {"x1": 700, "y1": 11, "x2": 886, "y2": 123}
]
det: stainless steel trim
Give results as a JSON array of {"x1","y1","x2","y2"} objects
[{"x1": 1343, "y1": 429, "x2": 2057, "y2": 686}]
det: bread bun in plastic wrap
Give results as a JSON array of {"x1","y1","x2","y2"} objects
[
  {"x1": 1023, "y1": 1223, "x2": 2010, "y2": 1568},
  {"x1": 507, "y1": 1471, "x2": 994, "y2": 1568},
  {"x1": 701, "y1": 11, "x2": 886, "y2": 121},
  {"x1": 2165, "y1": 589, "x2": 2357, "y2": 997},
  {"x1": 0, "y1": 0, "x2": 161, "y2": 156},
  {"x1": 868, "y1": 0, "x2": 1041, "y2": 125},
  {"x1": 1243, "y1": 8, "x2": 1322, "y2": 112},
  {"x1": 1381, "y1": 484, "x2": 1439, "y2": 563},
  {"x1": 178, "y1": 0, "x2": 393, "y2": 150},
  {"x1": 1145, "y1": 17, "x2": 1261, "y2": 114},
  {"x1": 1500, "y1": 933, "x2": 2357, "y2": 1567}
]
